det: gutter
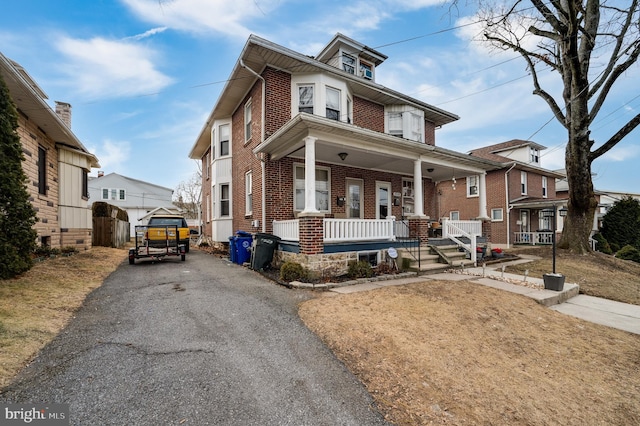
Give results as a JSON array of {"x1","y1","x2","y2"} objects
[
  {"x1": 239, "y1": 59, "x2": 267, "y2": 233},
  {"x1": 505, "y1": 162, "x2": 517, "y2": 248}
]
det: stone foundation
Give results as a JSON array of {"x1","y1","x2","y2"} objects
[{"x1": 274, "y1": 248, "x2": 396, "y2": 278}]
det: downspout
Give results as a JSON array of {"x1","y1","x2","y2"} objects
[
  {"x1": 240, "y1": 59, "x2": 267, "y2": 233},
  {"x1": 505, "y1": 162, "x2": 516, "y2": 248}
]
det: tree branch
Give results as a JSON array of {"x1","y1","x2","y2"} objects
[{"x1": 590, "y1": 112, "x2": 640, "y2": 161}]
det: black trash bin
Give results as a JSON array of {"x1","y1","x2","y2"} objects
[{"x1": 251, "y1": 233, "x2": 281, "y2": 271}]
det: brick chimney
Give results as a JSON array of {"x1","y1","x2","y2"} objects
[{"x1": 55, "y1": 101, "x2": 72, "y2": 128}]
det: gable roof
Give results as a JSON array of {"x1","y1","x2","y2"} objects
[
  {"x1": 89, "y1": 172, "x2": 174, "y2": 195},
  {"x1": 468, "y1": 139, "x2": 546, "y2": 163},
  {"x1": 189, "y1": 34, "x2": 460, "y2": 159},
  {"x1": 0, "y1": 52, "x2": 99, "y2": 168}
]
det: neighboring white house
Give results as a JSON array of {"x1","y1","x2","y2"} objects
[{"x1": 88, "y1": 172, "x2": 179, "y2": 236}]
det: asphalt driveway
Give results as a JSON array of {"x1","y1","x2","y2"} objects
[{"x1": 1, "y1": 250, "x2": 388, "y2": 425}]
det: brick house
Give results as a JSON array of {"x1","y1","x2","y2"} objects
[
  {"x1": 1, "y1": 53, "x2": 99, "y2": 250},
  {"x1": 440, "y1": 139, "x2": 567, "y2": 249},
  {"x1": 189, "y1": 34, "x2": 502, "y2": 275}
]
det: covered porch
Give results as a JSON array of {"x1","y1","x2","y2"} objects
[{"x1": 510, "y1": 199, "x2": 568, "y2": 246}]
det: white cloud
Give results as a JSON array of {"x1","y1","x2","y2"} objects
[
  {"x1": 124, "y1": 26, "x2": 168, "y2": 41},
  {"x1": 601, "y1": 143, "x2": 640, "y2": 162},
  {"x1": 90, "y1": 139, "x2": 132, "y2": 174},
  {"x1": 55, "y1": 35, "x2": 174, "y2": 99},
  {"x1": 121, "y1": 0, "x2": 273, "y2": 37}
]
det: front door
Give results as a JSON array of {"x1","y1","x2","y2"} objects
[
  {"x1": 376, "y1": 181, "x2": 391, "y2": 219},
  {"x1": 346, "y1": 179, "x2": 363, "y2": 219}
]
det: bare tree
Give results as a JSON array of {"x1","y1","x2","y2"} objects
[
  {"x1": 475, "y1": 0, "x2": 640, "y2": 253},
  {"x1": 174, "y1": 167, "x2": 202, "y2": 220}
]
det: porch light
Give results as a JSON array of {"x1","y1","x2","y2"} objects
[
  {"x1": 338, "y1": 152, "x2": 348, "y2": 161},
  {"x1": 559, "y1": 207, "x2": 568, "y2": 217}
]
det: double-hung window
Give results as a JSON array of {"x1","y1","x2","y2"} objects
[
  {"x1": 467, "y1": 176, "x2": 479, "y2": 197},
  {"x1": 220, "y1": 184, "x2": 230, "y2": 217},
  {"x1": 298, "y1": 85, "x2": 314, "y2": 114},
  {"x1": 542, "y1": 176, "x2": 548, "y2": 198},
  {"x1": 219, "y1": 124, "x2": 230, "y2": 156},
  {"x1": 244, "y1": 100, "x2": 252, "y2": 142},
  {"x1": 245, "y1": 171, "x2": 253, "y2": 215},
  {"x1": 342, "y1": 53, "x2": 356, "y2": 74},
  {"x1": 521, "y1": 171, "x2": 528, "y2": 195},
  {"x1": 294, "y1": 165, "x2": 330, "y2": 212},
  {"x1": 530, "y1": 147, "x2": 540, "y2": 164},
  {"x1": 326, "y1": 87, "x2": 340, "y2": 121}
]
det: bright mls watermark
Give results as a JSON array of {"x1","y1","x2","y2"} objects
[{"x1": 2, "y1": 404, "x2": 69, "y2": 425}]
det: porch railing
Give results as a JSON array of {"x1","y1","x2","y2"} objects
[
  {"x1": 273, "y1": 217, "x2": 401, "y2": 243},
  {"x1": 273, "y1": 219, "x2": 299, "y2": 241},
  {"x1": 442, "y1": 219, "x2": 481, "y2": 265},
  {"x1": 513, "y1": 232, "x2": 554, "y2": 245},
  {"x1": 324, "y1": 218, "x2": 395, "y2": 242}
]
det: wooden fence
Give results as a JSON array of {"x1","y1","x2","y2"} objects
[{"x1": 93, "y1": 217, "x2": 130, "y2": 248}]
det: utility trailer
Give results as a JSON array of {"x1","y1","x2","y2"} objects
[{"x1": 129, "y1": 224, "x2": 186, "y2": 264}]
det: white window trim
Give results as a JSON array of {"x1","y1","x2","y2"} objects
[
  {"x1": 450, "y1": 211, "x2": 460, "y2": 221},
  {"x1": 491, "y1": 208, "x2": 504, "y2": 222},
  {"x1": 293, "y1": 163, "x2": 331, "y2": 212},
  {"x1": 245, "y1": 170, "x2": 253, "y2": 216},
  {"x1": 102, "y1": 188, "x2": 125, "y2": 201},
  {"x1": 384, "y1": 105, "x2": 424, "y2": 142},
  {"x1": 298, "y1": 84, "x2": 314, "y2": 114},
  {"x1": 220, "y1": 183, "x2": 231, "y2": 217},
  {"x1": 325, "y1": 86, "x2": 341, "y2": 121},
  {"x1": 357, "y1": 250, "x2": 380, "y2": 267},
  {"x1": 521, "y1": 171, "x2": 528, "y2": 195},
  {"x1": 219, "y1": 123, "x2": 230, "y2": 157},
  {"x1": 244, "y1": 100, "x2": 252, "y2": 142},
  {"x1": 466, "y1": 175, "x2": 479, "y2": 198},
  {"x1": 542, "y1": 176, "x2": 548, "y2": 198}
]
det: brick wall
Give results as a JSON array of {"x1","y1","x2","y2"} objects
[
  {"x1": 353, "y1": 96, "x2": 384, "y2": 132},
  {"x1": 17, "y1": 112, "x2": 61, "y2": 248}
]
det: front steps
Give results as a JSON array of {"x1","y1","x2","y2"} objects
[{"x1": 397, "y1": 242, "x2": 477, "y2": 275}]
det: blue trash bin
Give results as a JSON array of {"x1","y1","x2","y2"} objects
[
  {"x1": 235, "y1": 231, "x2": 253, "y2": 265},
  {"x1": 228, "y1": 236, "x2": 236, "y2": 263}
]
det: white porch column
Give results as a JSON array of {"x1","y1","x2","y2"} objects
[
  {"x1": 413, "y1": 159, "x2": 425, "y2": 217},
  {"x1": 302, "y1": 136, "x2": 318, "y2": 214},
  {"x1": 478, "y1": 172, "x2": 490, "y2": 220}
]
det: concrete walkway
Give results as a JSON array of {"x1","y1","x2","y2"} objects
[{"x1": 329, "y1": 257, "x2": 640, "y2": 336}]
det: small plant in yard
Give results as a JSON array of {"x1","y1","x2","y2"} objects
[
  {"x1": 347, "y1": 260, "x2": 374, "y2": 279},
  {"x1": 280, "y1": 261, "x2": 309, "y2": 282},
  {"x1": 616, "y1": 245, "x2": 640, "y2": 263}
]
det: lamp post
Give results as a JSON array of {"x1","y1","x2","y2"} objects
[{"x1": 541, "y1": 206, "x2": 568, "y2": 290}]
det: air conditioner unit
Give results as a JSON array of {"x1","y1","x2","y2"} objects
[{"x1": 362, "y1": 68, "x2": 373, "y2": 79}]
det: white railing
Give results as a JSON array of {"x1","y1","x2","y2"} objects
[
  {"x1": 394, "y1": 219, "x2": 410, "y2": 239},
  {"x1": 442, "y1": 219, "x2": 482, "y2": 237},
  {"x1": 442, "y1": 218, "x2": 482, "y2": 264},
  {"x1": 513, "y1": 232, "x2": 554, "y2": 245},
  {"x1": 272, "y1": 219, "x2": 299, "y2": 241},
  {"x1": 272, "y1": 217, "x2": 399, "y2": 243},
  {"x1": 324, "y1": 218, "x2": 395, "y2": 242}
]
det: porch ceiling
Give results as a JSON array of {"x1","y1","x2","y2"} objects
[{"x1": 255, "y1": 113, "x2": 502, "y2": 181}]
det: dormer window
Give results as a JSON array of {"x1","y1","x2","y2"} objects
[
  {"x1": 530, "y1": 147, "x2": 540, "y2": 164},
  {"x1": 359, "y1": 61, "x2": 373, "y2": 79},
  {"x1": 342, "y1": 53, "x2": 356, "y2": 75}
]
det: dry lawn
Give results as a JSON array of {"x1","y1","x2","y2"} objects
[
  {"x1": 505, "y1": 246, "x2": 640, "y2": 305},
  {"x1": 0, "y1": 247, "x2": 126, "y2": 388},
  {"x1": 300, "y1": 280, "x2": 640, "y2": 425}
]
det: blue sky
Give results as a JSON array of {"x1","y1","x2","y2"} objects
[{"x1": 1, "y1": 0, "x2": 638, "y2": 194}]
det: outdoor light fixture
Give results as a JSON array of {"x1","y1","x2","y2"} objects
[
  {"x1": 338, "y1": 152, "x2": 348, "y2": 161},
  {"x1": 559, "y1": 207, "x2": 568, "y2": 217},
  {"x1": 427, "y1": 168, "x2": 434, "y2": 173},
  {"x1": 542, "y1": 206, "x2": 565, "y2": 291}
]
